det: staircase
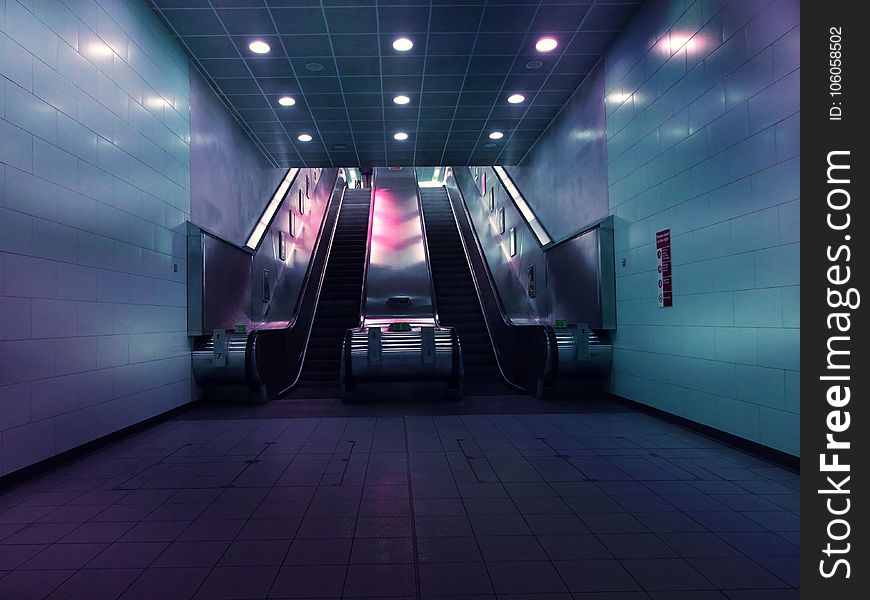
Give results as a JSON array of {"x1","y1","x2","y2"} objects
[
  {"x1": 420, "y1": 187, "x2": 507, "y2": 392},
  {"x1": 297, "y1": 188, "x2": 371, "y2": 390}
]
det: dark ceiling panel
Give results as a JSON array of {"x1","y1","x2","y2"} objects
[{"x1": 150, "y1": 0, "x2": 643, "y2": 166}]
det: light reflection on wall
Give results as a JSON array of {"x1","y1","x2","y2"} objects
[
  {"x1": 368, "y1": 189, "x2": 427, "y2": 268},
  {"x1": 658, "y1": 31, "x2": 710, "y2": 55}
]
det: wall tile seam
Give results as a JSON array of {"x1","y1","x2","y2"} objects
[
  {"x1": 0, "y1": 118, "x2": 191, "y2": 212},
  {"x1": 75, "y1": 0, "x2": 192, "y2": 94},
  {"x1": 0, "y1": 353, "x2": 191, "y2": 385},
  {"x1": 609, "y1": 367, "x2": 794, "y2": 413},
  {"x1": 607, "y1": 97, "x2": 798, "y2": 168},
  {"x1": 32, "y1": 1, "x2": 192, "y2": 129},
  {"x1": 613, "y1": 231, "x2": 798, "y2": 260},
  {"x1": 606, "y1": 108, "x2": 799, "y2": 192},
  {"x1": 0, "y1": 329, "x2": 191, "y2": 344},
  {"x1": 602, "y1": 0, "x2": 702, "y2": 94},
  {"x1": 607, "y1": 0, "x2": 790, "y2": 108},
  {"x1": 1, "y1": 162, "x2": 191, "y2": 233},
  {"x1": 0, "y1": 244, "x2": 187, "y2": 283},
  {"x1": 0, "y1": 384, "x2": 191, "y2": 434},
  {"x1": 607, "y1": 32, "x2": 799, "y2": 146},
  {"x1": 0, "y1": 31, "x2": 191, "y2": 157},
  {"x1": 611, "y1": 343, "x2": 790, "y2": 365},
  {"x1": 610, "y1": 311, "x2": 799, "y2": 331},
  {"x1": 605, "y1": 133, "x2": 799, "y2": 210},
  {"x1": 614, "y1": 238, "x2": 800, "y2": 267},
  {"x1": 0, "y1": 91, "x2": 190, "y2": 193}
]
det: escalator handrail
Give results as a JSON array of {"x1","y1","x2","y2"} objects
[
  {"x1": 413, "y1": 168, "x2": 444, "y2": 328},
  {"x1": 249, "y1": 171, "x2": 348, "y2": 396},
  {"x1": 441, "y1": 172, "x2": 556, "y2": 392},
  {"x1": 355, "y1": 175, "x2": 377, "y2": 328}
]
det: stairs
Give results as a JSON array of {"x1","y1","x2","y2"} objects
[
  {"x1": 297, "y1": 188, "x2": 371, "y2": 389},
  {"x1": 420, "y1": 187, "x2": 507, "y2": 391}
]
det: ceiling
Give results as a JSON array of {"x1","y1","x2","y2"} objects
[{"x1": 150, "y1": 1, "x2": 643, "y2": 168}]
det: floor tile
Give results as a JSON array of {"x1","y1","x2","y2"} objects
[
  {"x1": 350, "y1": 537, "x2": 414, "y2": 564},
  {"x1": 486, "y1": 561, "x2": 567, "y2": 594},
  {"x1": 419, "y1": 562, "x2": 494, "y2": 595},
  {"x1": 343, "y1": 563, "x2": 416, "y2": 596},
  {"x1": 45, "y1": 568, "x2": 141, "y2": 600},
  {"x1": 195, "y1": 565, "x2": 279, "y2": 599},
  {"x1": 284, "y1": 538, "x2": 353, "y2": 565},
  {"x1": 270, "y1": 565, "x2": 347, "y2": 598},
  {"x1": 553, "y1": 559, "x2": 641, "y2": 593},
  {"x1": 621, "y1": 558, "x2": 715, "y2": 591}
]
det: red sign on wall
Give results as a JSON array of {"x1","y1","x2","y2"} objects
[{"x1": 656, "y1": 228, "x2": 672, "y2": 308}]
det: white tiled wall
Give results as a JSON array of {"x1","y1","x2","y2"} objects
[
  {"x1": 605, "y1": 0, "x2": 799, "y2": 454},
  {"x1": 0, "y1": 0, "x2": 192, "y2": 475}
]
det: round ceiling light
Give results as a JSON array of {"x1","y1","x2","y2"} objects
[
  {"x1": 488, "y1": 131, "x2": 504, "y2": 140},
  {"x1": 393, "y1": 95, "x2": 411, "y2": 105},
  {"x1": 278, "y1": 96, "x2": 296, "y2": 106},
  {"x1": 525, "y1": 60, "x2": 544, "y2": 70},
  {"x1": 333, "y1": 144, "x2": 348, "y2": 150},
  {"x1": 392, "y1": 37, "x2": 413, "y2": 52},
  {"x1": 297, "y1": 134, "x2": 313, "y2": 142},
  {"x1": 535, "y1": 37, "x2": 558, "y2": 52},
  {"x1": 394, "y1": 132, "x2": 409, "y2": 141},
  {"x1": 507, "y1": 94, "x2": 525, "y2": 104},
  {"x1": 305, "y1": 62, "x2": 324, "y2": 72},
  {"x1": 248, "y1": 40, "x2": 270, "y2": 54},
  {"x1": 484, "y1": 142, "x2": 497, "y2": 148}
]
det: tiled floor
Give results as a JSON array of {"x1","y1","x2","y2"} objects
[{"x1": 0, "y1": 401, "x2": 799, "y2": 599}]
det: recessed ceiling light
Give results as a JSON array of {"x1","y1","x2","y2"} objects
[
  {"x1": 278, "y1": 96, "x2": 295, "y2": 106},
  {"x1": 392, "y1": 38, "x2": 413, "y2": 52},
  {"x1": 248, "y1": 40, "x2": 270, "y2": 54},
  {"x1": 525, "y1": 60, "x2": 544, "y2": 70},
  {"x1": 393, "y1": 95, "x2": 411, "y2": 105},
  {"x1": 394, "y1": 132, "x2": 409, "y2": 141},
  {"x1": 507, "y1": 94, "x2": 525, "y2": 104},
  {"x1": 305, "y1": 62, "x2": 324, "y2": 72},
  {"x1": 333, "y1": 144, "x2": 347, "y2": 150},
  {"x1": 484, "y1": 142, "x2": 497, "y2": 148},
  {"x1": 535, "y1": 37, "x2": 558, "y2": 52},
  {"x1": 488, "y1": 131, "x2": 504, "y2": 140},
  {"x1": 297, "y1": 134, "x2": 313, "y2": 142}
]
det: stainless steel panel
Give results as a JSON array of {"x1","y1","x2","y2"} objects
[
  {"x1": 449, "y1": 166, "x2": 546, "y2": 323},
  {"x1": 547, "y1": 223, "x2": 612, "y2": 330},
  {"x1": 200, "y1": 233, "x2": 253, "y2": 332},
  {"x1": 504, "y1": 63, "x2": 609, "y2": 244},
  {"x1": 363, "y1": 167, "x2": 435, "y2": 325},
  {"x1": 252, "y1": 168, "x2": 335, "y2": 323},
  {"x1": 189, "y1": 67, "x2": 288, "y2": 248}
]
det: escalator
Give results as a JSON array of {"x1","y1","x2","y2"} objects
[
  {"x1": 296, "y1": 188, "x2": 372, "y2": 390},
  {"x1": 420, "y1": 187, "x2": 511, "y2": 393}
]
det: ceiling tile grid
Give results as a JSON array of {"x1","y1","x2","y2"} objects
[{"x1": 150, "y1": 0, "x2": 643, "y2": 167}]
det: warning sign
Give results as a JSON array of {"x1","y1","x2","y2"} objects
[{"x1": 656, "y1": 229, "x2": 672, "y2": 308}]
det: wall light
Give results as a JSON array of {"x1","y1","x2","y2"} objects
[
  {"x1": 297, "y1": 134, "x2": 313, "y2": 142},
  {"x1": 246, "y1": 168, "x2": 299, "y2": 250},
  {"x1": 278, "y1": 96, "x2": 296, "y2": 106},
  {"x1": 394, "y1": 132, "x2": 409, "y2": 140},
  {"x1": 535, "y1": 37, "x2": 558, "y2": 52},
  {"x1": 492, "y1": 166, "x2": 552, "y2": 246},
  {"x1": 248, "y1": 40, "x2": 271, "y2": 54},
  {"x1": 393, "y1": 95, "x2": 411, "y2": 105},
  {"x1": 507, "y1": 94, "x2": 525, "y2": 104},
  {"x1": 392, "y1": 38, "x2": 413, "y2": 52}
]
